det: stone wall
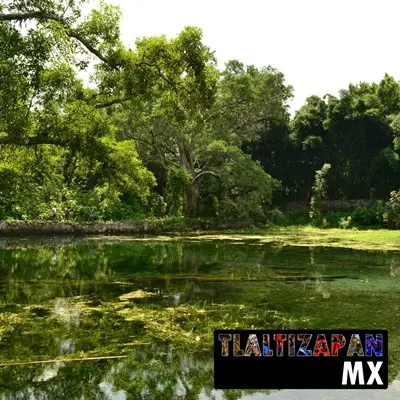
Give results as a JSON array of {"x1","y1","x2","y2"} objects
[
  {"x1": 0, "y1": 219, "x2": 253, "y2": 236},
  {"x1": 0, "y1": 221, "x2": 160, "y2": 236}
]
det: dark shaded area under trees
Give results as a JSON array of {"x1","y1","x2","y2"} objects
[{"x1": 1, "y1": 0, "x2": 400, "y2": 228}]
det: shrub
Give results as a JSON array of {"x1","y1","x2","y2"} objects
[
  {"x1": 326, "y1": 212, "x2": 350, "y2": 227},
  {"x1": 351, "y1": 201, "x2": 384, "y2": 226},
  {"x1": 286, "y1": 208, "x2": 310, "y2": 225},
  {"x1": 264, "y1": 209, "x2": 286, "y2": 224},
  {"x1": 165, "y1": 167, "x2": 190, "y2": 217},
  {"x1": 324, "y1": 200, "x2": 385, "y2": 228},
  {"x1": 149, "y1": 194, "x2": 167, "y2": 217},
  {"x1": 338, "y1": 216, "x2": 352, "y2": 229},
  {"x1": 309, "y1": 164, "x2": 331, "y2": 227},
  {"x1": 384, "y1": 190, "x2": 400, "y2": 229}
]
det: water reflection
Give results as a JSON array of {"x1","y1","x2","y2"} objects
[
  {"x1": 240, "y1": 380, "x2": 400, "y2": 400},
  {"x1": 0, "y1": 239, "x2": 399, "y2": 399},
  {"x1": 1, "y1": 356, "x2": 399, "y2": 400}
]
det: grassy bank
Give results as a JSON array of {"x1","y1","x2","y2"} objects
[
  {"x1": 198, "y1": 225, "x2": 400, "y2": 250},
  {"x1": 0, "y1": 218, "x2": 250, "y2": 236},
  {"x1": 85, "y1": 225, "x2": 400, "y2": 251},
  {"x1": 0, "y1": 220, "x2": 399, "y2": 251}
]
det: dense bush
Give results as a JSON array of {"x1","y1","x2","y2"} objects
[
  {"x1": 351, "y1": 201, "x2": 385, "y2": 226},
  {"x1": 325, "y1": 212, "x2": 349, "y2": 227},
  {"x1": 285, "y1": 208, "x2": 310, "y2": 225},
  {"x1": 384, "y1": 190, "x2": 400, "y2": 229},
  {"x1": 324, "y1": 201, "x2": 385, "y2": 228},
  {"x1": 264, "y1": 209, "x2": 287, "y2": 224},
  {"x1": 338, "y1": 216, "x2": 352, "y2": 229},
  {"x1": 309, "y1": 164, "x2": 331, "y2": 227}
]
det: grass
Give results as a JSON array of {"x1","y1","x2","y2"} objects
[
  {"x1": 85, "y1": 225, "x2": 400, "y2": 251},
  {"x1": 216, "y1": 225, "x2": 400, "y2": 248},
  {"x1": 0, "y1": 220, "x2": 399, "y2": 251}
]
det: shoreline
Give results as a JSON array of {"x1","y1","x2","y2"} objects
[
  {"x1": 0, "y1": 218, "x2": 256, "y2": 236},
  {"x1": 0, "y1": 220, "x2": 165, "y2": 236},
  {"x1": 0, "y1": 222, "x2": 399, "y2": 251}
]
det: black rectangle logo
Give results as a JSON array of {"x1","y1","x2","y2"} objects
[{"x1": 214, "y1": 330, "x2": 388, "y2": 389}]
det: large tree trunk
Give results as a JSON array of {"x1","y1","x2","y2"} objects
[
  {"x1": 178, "y1": 140, "x2": 219, "y2": 217},
  {"x1": 184, "y1": 179, "x2": 201, "y2": 217},
  {"x1": 178, "y1": 141, "x2": 197, "y2": 217}
]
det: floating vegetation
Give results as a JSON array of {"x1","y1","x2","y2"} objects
[
  {"x1": 119, "y1": 290, "x2": 156, "y2": 301},
  {"x1": 0, "y1": 237, "x2": 400, "y2": 398}
]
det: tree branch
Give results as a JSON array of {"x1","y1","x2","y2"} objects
[
  {"x1": 0, "y1": 11, "x2": 117, "y2": 70},
  {"x1": 0, "y1": 134, "x2": 62, "y2": 146},
  {"x1": 191, "y1": 170, "x2": 220, "y2": 185},
  {"x1": 94, "y1": 97, "x2": 130, "y2": 108},
  {"x1": 136, "y1": 61, "x2": 174, "y2": 87},
  {"x1": 0, "y1": 11, "x2": 195, "y2": 109}
]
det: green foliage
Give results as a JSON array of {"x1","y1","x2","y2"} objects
[
  {"x1": 352, "y1": 201, "x2": 385, "y2": 226},
  {"x1": 264, "y1": 209, "x2": 286, "y2": 224},
  {"x1": 285, "y1": 208, "x2": 310, "y2": 225},
  {"x1": 1, "y1": 1, "x2": 400, "y2": 225},
  {"x1": 198, "y1": 142, "x2": 278, "y2": 220},
  {"x1": 378, "y1": 73, "x2": 400, "y2": 114},
  {"x1": 324, "y1": 201, "x2": 385, "y2": 228},
  {"x1": 0, "y1": 146, "x2": 64, "y2": 220},
  {"x1": 325, "y1": 212, "x2": 350, "y2": 228},
  {"x1": 0, "y1": 137, "x2": 154, "y2": 221},
  {"x1": 215, "y1": 61, "x2": 293, "y2": 141},
  {"x1": 338, "y1": 216, "x2": 352, "y2": 229},
  {"x1": 309, "y1": 164, "x2": 331, "y2": 227},
  {"x1": 390, "y1": 115, "x2": 400, "y2": 151},
  {"x1": 384, "y1": 190, "x2": 400, "y2": 229},
  {"x1": 165, "y1": 167, "x2": 190, "y2": 216},
  {"x1": 269, "y1": 76, "x2": 400, "y2": 202},
  {"x1": 148, "y1": 194, "x2": 167, "y2": 218}
]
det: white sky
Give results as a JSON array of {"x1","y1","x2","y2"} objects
[{"x1": 104, "y1": 0, "x2": 400, "y2": 113}]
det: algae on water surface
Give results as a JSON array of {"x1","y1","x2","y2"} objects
[{"x1": 0, "y1": 238, "x2": 399, "y2": 399}]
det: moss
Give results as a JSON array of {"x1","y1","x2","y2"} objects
[
  {"x1": 0, "y1": 236, "x2": 400, "y2": 395},
  {"x1": 119, "y1": 290, "x2": 156, "y2": 301},
  {"x1": 0, "y1": 223, "x2": 399, "y2": 251}
]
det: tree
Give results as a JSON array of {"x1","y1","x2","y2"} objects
[
  {"x1": 114, "y1": 59, "x2": 290, "y2": 218},
  {"x1": 214, "y1": 60, "x2": 293, "y2": 142},
  {"x1": 288, "y1": 95, "x2": 328, "y2": 201},
  {"x1": 310, "y1": 163, "x2": 331, "y2": 227},
  {"x1": 220, "y1": 61, "x2": 294, "y2": 204},
  {"x1": 378, "y1": 73, "x2": 400, "y2": 115},
  {"x1": 324, "y1": 81, "x2": 394, "y2": 199},
  {"x1": 196, "y1": 142, "x2": 278, "y2": 220},
  {"x1": 0, "y1": 1, "x2": 221, "y2": 220},
  {"x1": 108, "y1": 26, "x2": 220, "y2": 217}
]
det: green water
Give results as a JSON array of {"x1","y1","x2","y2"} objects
[{"x1": 0, "y1": 237, "x2": 399, "y2": 399}]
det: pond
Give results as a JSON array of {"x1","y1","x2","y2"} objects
[{"x1": 0, "y1": 237, "x2": 399, "y2": 399}]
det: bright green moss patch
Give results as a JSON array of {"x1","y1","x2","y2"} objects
[{"x1": 83, "y1": 226, "x2": 400, "y2": 251}]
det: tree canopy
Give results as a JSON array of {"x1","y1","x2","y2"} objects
[{"x1": 1, "y1": 0, "x2": 400, "y2": 222}]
